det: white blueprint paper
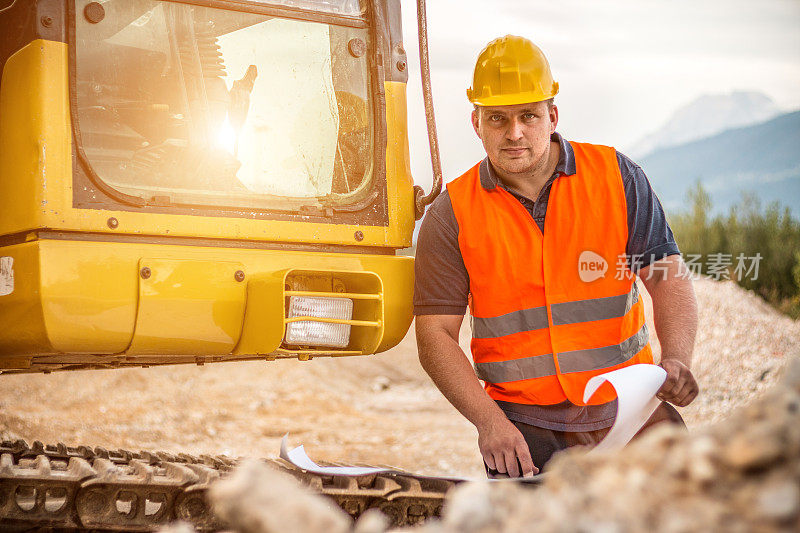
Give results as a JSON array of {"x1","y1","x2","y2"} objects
[
  {"x1": 280, "y1": 434, "x2": 393, "y2": 476},
  {"x1": 279, "y1": 434, "x2": 539, "y2": 482},
  {"x1": 583, "y1": 364, "x2": 667, "y2": 453}
]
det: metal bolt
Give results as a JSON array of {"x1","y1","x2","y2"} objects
[
  {"x1": 354, "y1": 230, "x2": 364, "y2": 241},
  {"x1": 40, "y1": 16, "x2": 53, "y2": 28},
  {"x1": 396, "y1": 60, "x2": 407, "y2": 72},
  {"x1": 107, "y1": 217, "x2": 118, "y2": 229},
  {"x1": 332, "y1": 279, "x2": 346, "y2": 293},
  {"x1": 234, "y1": 270, "x2": 245, "y2": 282},
  {"x1": 84, "y1": 2, "x2": 106, "y2": 24},
  {"x1": 348, "y1": 38, "x2": 366, "y2": 58},
  {"x1": 140, "y1": 267, "x2": 151, "y2": 279}
]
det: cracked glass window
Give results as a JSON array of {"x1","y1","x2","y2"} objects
[{"x1": 75, "y1": 0, "x2": 374, "y2": 211}]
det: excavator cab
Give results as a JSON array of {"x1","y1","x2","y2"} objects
[{"x1": 0, "y1": 0, "x2": 418, "y2": 373}]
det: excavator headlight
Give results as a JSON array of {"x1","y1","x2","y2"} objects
[{"x1": 285, "y1": 296, "x2": 354, "y2": 348}]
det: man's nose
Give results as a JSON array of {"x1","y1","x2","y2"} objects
[{"x1": 506, "y1": 118, "x2": 524, "y2": 141}]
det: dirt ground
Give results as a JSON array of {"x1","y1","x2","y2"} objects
[
  {"x1": 0, "y1": 310, "x2": 484, "y2": 477},
  {"x1": 1, "y1": 278, "x2": 798, "y2": 479}
]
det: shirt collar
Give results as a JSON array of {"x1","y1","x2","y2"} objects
[{"x1": 478, "y1": 131, "x2": 576, "y2": 190}]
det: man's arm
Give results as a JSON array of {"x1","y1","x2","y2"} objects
[
  {"x1": 639, "y1": 254, "x2": 700, "y2": 406},
  {"x1": 413, "y1": 190, "x2": 535, "y2": 477},
  {"x1": 415, "y1": 314, "x2": 537, "y2": 477}
]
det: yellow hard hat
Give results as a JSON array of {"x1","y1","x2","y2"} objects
[{"x1": 467, "y1": 35, "x2": 559, "y2": 107}]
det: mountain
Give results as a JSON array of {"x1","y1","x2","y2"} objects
[
  {"x1": 629, "y1": 91, "x2": 781, "y2": 158},
  {"x1": 640, "y1": 110, "x2": 800, "y2": 217}
]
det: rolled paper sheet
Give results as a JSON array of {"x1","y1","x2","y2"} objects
[{"x1": 583, "y1": 364, "x2": 668, "y2": 453}]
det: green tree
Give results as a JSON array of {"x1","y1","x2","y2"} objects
[{"x1": 669, "y1": 182, "x2": 800, "y2": 317}]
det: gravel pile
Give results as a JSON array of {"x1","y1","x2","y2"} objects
[{"x1": 639, "y1": 277, "x2": 800, "y2": 428}]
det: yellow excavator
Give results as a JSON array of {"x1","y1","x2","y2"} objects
[{"x1": 0, "y1": 0, "x2": 450, "y2": 529}]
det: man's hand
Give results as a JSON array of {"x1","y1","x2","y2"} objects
[
  {"x1": 657, "y1": 359, "x2": 699, "y2": 406},
  {"x1": 417, "y1": 315, "x2": 538, "y2": 478},
  {"x1": 478, "y1": 414, "x2": 538, "y2": 478},
  {"x1": 640, "y1": 255, "x2": 699, "y2": 408}
]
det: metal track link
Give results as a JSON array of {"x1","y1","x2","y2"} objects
[{"x1": 0, "y1": 440, "x2": 455, "y2": 531}]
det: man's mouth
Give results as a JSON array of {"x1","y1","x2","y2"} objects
[{"x1": 501, "y1": 147, "x2": 528, "y2": 156}]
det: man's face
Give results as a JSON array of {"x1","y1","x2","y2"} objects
[{"x1": 471, "y1": 101, "x2": 558, "y2": 177}]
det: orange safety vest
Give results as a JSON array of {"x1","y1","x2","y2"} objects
[{"x1": 447, "y1": 141, "x2": 653, "y2": 406}]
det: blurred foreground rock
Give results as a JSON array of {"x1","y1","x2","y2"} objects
[
  {"x1": 437, "y1": 357, "x2": 800, "y2": 533},
  {"x1": 157, "y1": 522, "x2": 197, "y2": 533},
  {"x1": 209, "y1": 459, "x2": 352, "y2": 533}
]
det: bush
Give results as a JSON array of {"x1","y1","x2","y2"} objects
[{"x1": 669, "y1": 181, "x2": 800, "y2": 318}]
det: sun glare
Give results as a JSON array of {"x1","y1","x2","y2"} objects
[{"x1": 216, "y1": 116, "x2": 237, "y2": 155}]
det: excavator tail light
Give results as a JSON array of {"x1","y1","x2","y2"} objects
[{"x1": 285, "y1": 296, "x2": 354, "y2": 348}]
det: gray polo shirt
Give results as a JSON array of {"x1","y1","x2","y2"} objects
[{"x1": 413, "y1": 132, "x2": 680, "y2": 432}]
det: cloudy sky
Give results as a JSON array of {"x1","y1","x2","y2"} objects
[{"x1": 399, "y1": 0, "x2": 800, "y2": 192}]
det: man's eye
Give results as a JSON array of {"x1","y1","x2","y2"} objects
[
  {"x1": 522, "y1": 113, "x2": 536, "y2": 120},
  {"x1": 490, "y1": 114, "x2": 503, "y2": 122}
]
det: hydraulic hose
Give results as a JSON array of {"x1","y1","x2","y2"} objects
[{"x1": 413, "y1": 0, "x2": 443, "y2": 219}]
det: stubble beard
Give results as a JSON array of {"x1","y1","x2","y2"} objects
[{"x1": 492, "y1": 144, "x2": 551, "y2": 180}]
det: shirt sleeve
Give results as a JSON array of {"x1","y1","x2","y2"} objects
[
  {"x1": 413, "y1": 190, "x2": 470, "y2": 315},
  {"x1": 617, "y1": 151, "x2": 681, "y2": 272}
]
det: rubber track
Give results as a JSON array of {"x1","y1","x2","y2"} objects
[{"x1": 0, "y1": 440, "x2": 456, "y2": 531}]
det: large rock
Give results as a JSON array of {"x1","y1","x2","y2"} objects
[{"x1": 208, "y1": 459, "x2": 353, "y2": 533}]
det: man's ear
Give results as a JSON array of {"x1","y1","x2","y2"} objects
[
  {"x1": 549, "y1": 104, "x2": 559, "y2": 134},
  {"x1": 471, "y1": 109, "x2": 481, "y2": 138}
]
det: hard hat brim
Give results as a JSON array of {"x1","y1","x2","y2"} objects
[{"x1": 468, "y1": 87, "x2": 559, "y2": 107}]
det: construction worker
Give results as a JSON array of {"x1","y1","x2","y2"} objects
[{"x1": 414, "y1": 36, "x2": 699, "y2": 478}]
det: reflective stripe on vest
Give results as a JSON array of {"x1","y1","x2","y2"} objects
[
  {"x1": 472, "y1": 306, "x2": 549, "y2": 338},
  {"x1": 473, "y1": 284, "x2": 640, "y2": 338},
  {"x1": 475, "y1": 321, "x2": 649, "y2": 383},
  {"x1": 552, "y1": 283, "x2": 640, "y2": 326},
  {"x1": 558, "y1": 321, "x2": 649, "y2": 373}
]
